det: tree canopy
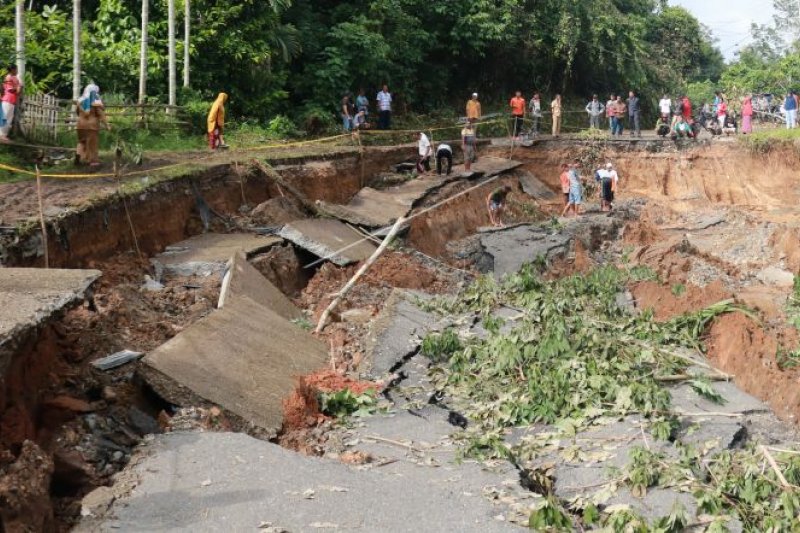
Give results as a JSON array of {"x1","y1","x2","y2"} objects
[{"x1": 0, "y1": 0, "x2": 724, "y2": 123}]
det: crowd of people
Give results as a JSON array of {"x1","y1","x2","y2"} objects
[{"x1": 339, "y1": 85, "x2": 394, "y2": 132}]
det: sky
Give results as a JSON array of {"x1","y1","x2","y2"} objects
[{"x1": 671, "y1": 0, "x2": 777, "y2": 60}]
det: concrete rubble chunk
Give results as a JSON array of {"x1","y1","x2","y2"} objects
[
  {"x1": 755, "y1": 266, "x2": 795, "y2": 288},
  {"x1": 279, "y1": 218, "x2": 378, "y2": 266},
  {"x1": 218, "y1": 251, "x2": 301, "y2": 321},
  {"x1": 0, "y1": 268, "x2": 101, "y2": 371},
  {"x1": 141, "y1": 295, "x2": 327, "y2": 433},
  {"x1": 669, "y1": 380, "x2": 768, "y2": 416},
  {"x1": 90, "y1": 350, "x2": 143, "y2": 371},
  {"x1": 151, "y1": 233, "x2": 282, "y2": 279}
]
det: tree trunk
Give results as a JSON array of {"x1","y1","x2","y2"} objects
[
  {"x1": 15, "y1": 0, "x2": 25, "y2": 80},
  {"x1": 138, "y1": 0, "x2": 148, "y2": 105},
  {"x1": 72, "y1": 0, "x2": 81, "y2": 101},
  {"x1": 183, "y1": 0, "x2": 190, "y2": 88},
  {"x1": 167, "y1": 0, "x2": 176, "y2": 107}
]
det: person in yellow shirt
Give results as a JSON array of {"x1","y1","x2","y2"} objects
[
  {"x1": 466, "y1": 93, "x2": 481, "y2": 123},
  {"x1": 551, "y1": 94, "x2": 562, "y2": 137},
  {"x1": 207, "y1": 92, "x2": 229, "y2": 150}
]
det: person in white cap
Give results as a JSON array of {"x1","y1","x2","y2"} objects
[
  {"x1": 466, "y1": 93, "x2": 481, "y2": 123},
  {"x1": 598, "y1": 162, "x2": 619, "y2": 211}
]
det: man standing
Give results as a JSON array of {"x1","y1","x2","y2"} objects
[
  {"x1": 416, "y1": 131, "x2": 432, "y2": 174},
  {"x1": 551, "y1": 94, "x2": 563, "y2": 137},
  {"x1": 785, "y1": 91, "x2": 797, "y2": 129},
  {"x1": 627, "y1": 91, "x2": 641, "y2": 137},
  {"x1": 0, "y1": 65, "x2": 22, "y2": 141},
  {"x1": 529, "y1": 92, "x2": 542, "y2": 134},
  {"x1": 461, "y1": 122, "x2": 477, "y2": 172},
  {"x1": 659, "y1": 94, "x2": 672, "y2": 119},
  {"x1": 561, "y1": 160, "x2": 582, "y2": 217},
  {"x1": 341, "y1": 93, "x2": 354, "y2": 132},
  {"x1": 376, "y1": 85, "x2": 392, "y2": 130},
  {"x1": 585, "y1": 95, "x2": 605, "y2": 130},
  {"x1": 613, "y1": 96, "x2": 626, "y2": 136},
  {"x1": 510, "y1": 91, "x2": 526, "y2": 139},
  {"x1": 606, "y1": 94, "x2": 616, "y2": 134},
  {"x1": 466, "y1": 93, "x2": 481, "y2": 123}
]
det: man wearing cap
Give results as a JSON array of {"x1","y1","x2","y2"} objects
[{"x1": 466, "y1": 93, "x2": 481, "y2": 123}]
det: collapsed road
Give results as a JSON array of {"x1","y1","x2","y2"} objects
[{"x1": 1, "y1": 137, "x2": 799, "y2": 531}]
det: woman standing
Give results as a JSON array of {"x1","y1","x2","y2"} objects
[
  {"x1": 551, "y1": 94, "x2": 562, "y2": 137},
  {"x1": 741, "y1": 96, "x2": 753, "y2": 134},
  {"x1": 75, "y1": 84, "x2": 110, "y2": 166},
  {"x1": 207, "y1": 92, "x2": 229, "y2": 149}
]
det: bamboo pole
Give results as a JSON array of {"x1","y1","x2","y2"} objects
[
  {"x1": 760, "y1": 445, "x2": 792, "y2": 488},
  {"x1": 315, "y1": 216, "x2": 406, "y2": 334},
  {"x1": 35, "y1": 166, "x2": 49, "y2": 268}
]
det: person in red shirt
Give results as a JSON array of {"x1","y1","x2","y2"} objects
[
  {"x1": 509, "y1": 91, "x2": 526, "y2": 140},
  {"x1": 558, "y1": 163, "x2": 570, "y2": 207},
  {"x1": 681, "y1": 96, "x2": 692, "y2": 121},
  {"x1": 0, "y1": 64, "x2": 22, "y2": 141}
]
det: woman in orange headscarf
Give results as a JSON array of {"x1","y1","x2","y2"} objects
[{"x1": 207, "y1": 92, "x2": 228, "y2": 150}]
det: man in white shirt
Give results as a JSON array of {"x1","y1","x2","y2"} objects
[
  {"x1": 659, "y1": 95, "x2": 672, "y2": 118},
  {"x1": 416, "y1": 132, "x2": 431, "y2": 174},
  {"x1": 436, "y1": 143, "x2": 453, "y2": 175},
  {"x1": 376, "y1": 85, "x2": 392, "y2": 130}
]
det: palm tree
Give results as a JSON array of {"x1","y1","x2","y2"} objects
[
  {"x1": 72, "y1": 0, "x2": 81, "y2": 101},
  {"x1": 183, "y1": 0, "x2": 190, "y2": 88},
  {"x1": 15, "y1": 0, "x2": 25, "y2": 80},
  {"x1": 138, "y1": 0, "x2": 148, "y2": 105},
  {"x1": 168, "y1": 0, "x2": 176, "y2": 107}
]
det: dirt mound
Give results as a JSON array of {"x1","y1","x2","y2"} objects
[
  {"x1": 0, "y1": 441, "x2": 55, "y2": 531},
  {"x1": 706, "y1": 314, "x2": 800, "y2": 422},
  {"x1": 624, "y1": 219, "x2": 660, "y2": 246},
  {"x1": 630, "y1": 280, "x2": 731, "y2": 321},
  {"x1": 249, "y1": 197, "x2": 306, "y2": 225}
]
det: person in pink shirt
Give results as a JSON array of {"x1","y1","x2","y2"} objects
[
  {"x1": 716, "y1": 99, "x2": 727, "y2": 130},
  {"x1": 1, "y1": 65, "x2": 22, "y2": 141},
  {"x1": 741, "y1": 96, "x2": 753, "y2": 134}
]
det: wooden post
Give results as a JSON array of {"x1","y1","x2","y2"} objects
[
  {"x1": 315, "y1": 216, "x2": 406, "y2": 334},
  {"x1": 35, "y1": 165, "x2": 49, "y2": 268}
]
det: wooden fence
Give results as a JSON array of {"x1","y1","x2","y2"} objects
[{"x1": 17, "y1": 93, "x2": 191, "y2": 144}]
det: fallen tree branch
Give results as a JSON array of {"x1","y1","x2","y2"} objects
[
  {"x1": 315, "y1": 216, "x2": 406, "y2": 333},
  {"x1": 760, "y1": 445, "x2": 792, "y2": 488}
]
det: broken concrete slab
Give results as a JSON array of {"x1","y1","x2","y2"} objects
[
  {"x1": 669, "y1": 380, "x2": 768, "y2": 416},
  {"x1": 365, "y1": 290, "x2": 445, "y2": 378},
  {"x1": 151, "y1": 233, "x2": 281, "y2": 279},
  {"x1": 141, "y1": 295, "x2": 327, "y2": 434},
  {"x1": 518, "y1": 171, "x2": 557, "y2": 201},
  {"x1": 678, "y1": 420, "x2": 746, "y2": 455},
  {"x1": 480, "y1": 214, "x2": 622, "y2": 277},
  {"x1": 218, "y1": 252, "x2": 301, "y2": 321},
  {"x1": 279, "y1": 218, "x2": 377, "y2": 266},
  {"x1": 0, "y1": 268, "x2": 101, "y2": 370},
  {"x1": 79, "y1": 431, "x2": 521, "y2": 533},
  {"x1": 319, "y1": 157, "x2": 522, "y2": 228}
]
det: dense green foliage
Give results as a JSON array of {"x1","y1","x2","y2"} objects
[
  {"x1": 422, "y1": 263, "x2": 798, "y2": 531},
  {"x1": 0, "y1": 0, "x2": 723, "y2": 126}
]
